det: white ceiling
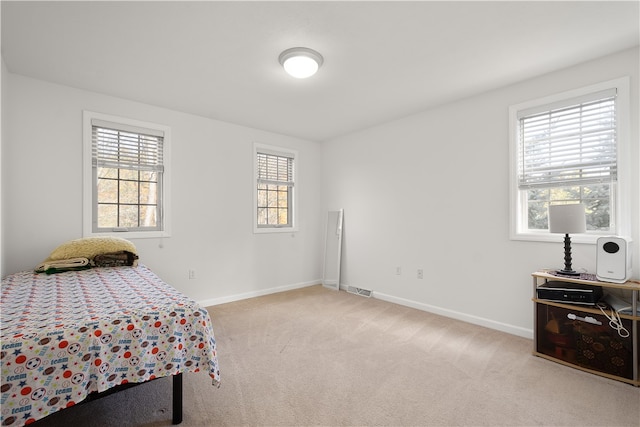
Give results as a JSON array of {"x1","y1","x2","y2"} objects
[{"x1": 2, "y1": 1, "x2": 639, "y2": 142}]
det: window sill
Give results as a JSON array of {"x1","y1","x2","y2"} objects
[
  {"x1": 85, "y1": 230, "x2": 171, "y2": 239},
  {"x1": 253, "y1": 227, "x2": 298, "y2": 234},
  {"x1": 510, "y1": 231, "x2": 606, "y2": 244}
]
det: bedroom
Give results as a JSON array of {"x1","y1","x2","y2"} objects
[{"x1": 1, "y1": 1, "x2": 639, "y2": 425}]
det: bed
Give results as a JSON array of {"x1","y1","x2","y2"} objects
[{"x1": 1, "y1": 255, "x2": 220, "y2": 427}]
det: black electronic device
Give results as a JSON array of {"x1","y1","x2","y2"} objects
[{"x1": 536, "y1": 281, "x2": 603, "y2": 306}]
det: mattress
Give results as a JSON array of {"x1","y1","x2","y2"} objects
[{"x1": 0, "y1": 265, "x2": 220, "y2": 426}]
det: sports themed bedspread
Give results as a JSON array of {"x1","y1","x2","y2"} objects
[{"x1": 0, "y1": 265, "x2": 220, "y2": 426}]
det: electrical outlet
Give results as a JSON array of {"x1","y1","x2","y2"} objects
[
  {"x1": 189, "y1": 269, "x2": 196, "y2": 279},
  {"x1": 396, "y1": 267, "x2": 402, "y2": 275},
  {"x1": 417, "y1": 269, "x2": 423, "y2": 279}
]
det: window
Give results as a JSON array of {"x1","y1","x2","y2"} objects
[
  {"x1": 509, "y1": 78, "x2": 630, "y2": 242},
  {"x1": 253, "y1": 143, "x2": 297, "y2": 233},
  {"x1": 83, "y1": 111, "x2": 171, "y2": 238}
]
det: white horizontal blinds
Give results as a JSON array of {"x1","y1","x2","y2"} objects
[
  {"x1": 256, "y1": 151, "x2": 294, "y2": 187},
  {"x1": 518, "y1": 88, "x2": 617, "y2": 190},
  {"x1": 91, "y1": 119, "x2": 164, "y2": 172}
]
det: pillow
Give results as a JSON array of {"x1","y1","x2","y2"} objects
[{"x1": 48, "y1": 237, "x2": 138, "y2": 260}]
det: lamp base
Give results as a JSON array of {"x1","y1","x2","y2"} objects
[
  {"x1": 556, "y1": 269, "x2": 581, "y2": 277},
  {"x1": 558, "y1": 233, "x2": 581, "y2": 277}
]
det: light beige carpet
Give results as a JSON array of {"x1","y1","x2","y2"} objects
[{"x1": 33, "y1": 285, "x2": 640, "y2": 426}]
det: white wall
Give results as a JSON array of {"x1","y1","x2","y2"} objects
[
  {"x1": 3, "y1": 48, "x2": 638, "y2": 338},
  {"x1": 0, "y1": 56, "x2": 4, "y2": 279},
  {"x1": 2, "y1": 72, "x2": 323, "y2": 303},
  {"x1": 322, "y1": 48, "x2": 639, "y2": 337}
]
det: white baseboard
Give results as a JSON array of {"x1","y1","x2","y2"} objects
[
  {"x1": 198, "y1": 279, "x2": 321, "y2": 307},
  {"x1": 357, "y1": 287, "x2": 534, "y2": 339},
  {"x1": 200, "y1": 281, "x2": 533, "y2": 340}
]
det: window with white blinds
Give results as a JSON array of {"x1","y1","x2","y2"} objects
[
  {"x1": 83, "y1": 111, "x2": 170, "y2": 237},
  {"x1": 517, "y1": 89, "x2": 617, "y2": 190},
  {"x1": 92, "y1": 119, "x2": 164, "y2": 173},
  {"x1": 254, "y1": 144, "x2": 297, "y2": 231},
  {"x1": 509, "y1": 77, "x2": 630, "y2": 241}
]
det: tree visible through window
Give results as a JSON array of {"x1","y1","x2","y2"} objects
[
  {"x1": 86, "y1": 113, "x2": 167, "y2": 235},
  {"x1": 254, "y1": 145, "x2": 296, "y2": 231},
  {"x1": 516, "y1": 88, "x2": 618, "y2": 233},
  {"x1": 526, "y1": 185, "x2": 611, "y2": 231}
]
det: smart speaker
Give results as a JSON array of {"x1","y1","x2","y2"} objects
[{"x1": 596, "y1": 236, "x2": 632, "y2": 283}]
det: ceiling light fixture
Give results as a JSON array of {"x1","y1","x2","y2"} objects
[{"x1": 279, "y1": 47, "x2": 323, "y2": 79}]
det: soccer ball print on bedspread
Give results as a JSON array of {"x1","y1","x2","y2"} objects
[{"x1": 0, "y1": 265, "x2": 220, "y2": 426}]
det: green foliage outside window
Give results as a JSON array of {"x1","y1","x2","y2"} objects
[{"x1": 527, "y1": 184, "x2": 611, "y2": 231}]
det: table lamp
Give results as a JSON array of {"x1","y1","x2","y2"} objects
[{"x1": 548, "y1": 203, "x2": 586, "y2": 276}]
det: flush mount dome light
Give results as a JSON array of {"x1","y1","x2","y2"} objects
[{"x1": 279, "y1": 47, "x2": 323, "y2": 79}]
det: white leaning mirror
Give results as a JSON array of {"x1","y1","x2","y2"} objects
[{"x1": 322, "y1": 209, "x2": 343, "y2": 291}]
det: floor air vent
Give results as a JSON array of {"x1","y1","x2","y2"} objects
[{"x1": 347, "y1": 286, "x2": 372, "y2": 298}]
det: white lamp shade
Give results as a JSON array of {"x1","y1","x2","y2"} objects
[
  {"x1": 548, "y1": 203, "x2": 586, "y2": 234},
  {"x1": 279, "y1": 47, "x2": 323, "y2": 79}
]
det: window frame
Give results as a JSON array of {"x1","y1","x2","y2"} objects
[
  {"x1": 83, "y1": 111, "x2": 171, "y2": 239},
  {"x1": 253, "y1": 143, "x2": 298, "y2": 234},
  {"x1": 508, "y1": 77, "x2": 631, "y2": 243}
]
